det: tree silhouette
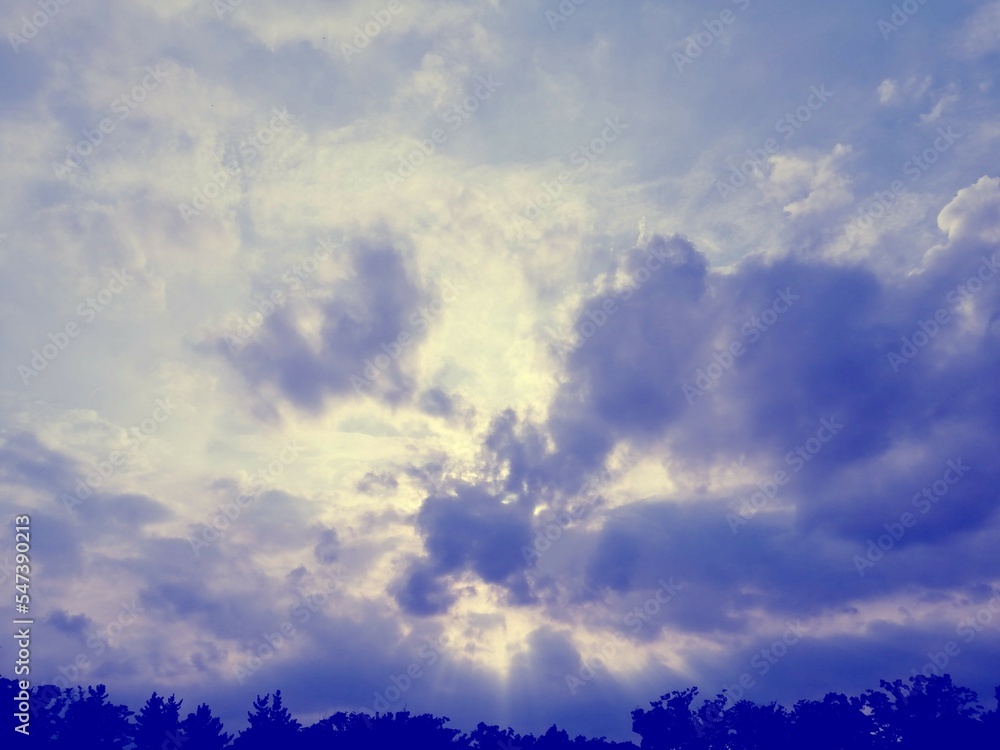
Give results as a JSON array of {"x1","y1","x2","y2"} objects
[
  {"x1": 59, "y1": 684, "x2": 134, "y2": 749},
  {"x1": 631, "y1": 686, "x2": 701, "y2": 748},
  {"x1": 988, "y1": 687, "x2": 1000, "y2": 738},
  {"x1": 692, "y1": 691, "x2": 728, "y2": 746},
  {"x1": 860, "y1": 675, "x2": 988, "y2": 749},
  {"x1": 535, "y1": 724, "x2": 572, "y2": 749},
  {"x1": 789, "y1": 692, "x2": 881, "y2": 749},
  {"x1": 180, "y1": 702, "x2": 234, "y2": 750},
  {"x1": 2, "y1": 671, "x2": 999, "y2": 748},
  {"x1": 133, "y1": 691, "x2": 184, "y2": 750},
  {"x1": 300, "y1": 709, "x2": 463, "y2": 749},
  {"x1": 723, "y1": 700, "x2": 791, "y2": 749},
  {"x1": 466, "y1": 721, "x2": 529, "y2": 749},
  {"x1": 232, "y1": 690, "x2": 301, "y2": 749},
  {"x1": 30, "y1": 685, "x2": 72, "y2": 749}
]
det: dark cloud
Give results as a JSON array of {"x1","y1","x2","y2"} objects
[
  {"x1": 536, "y1": 220, "x2": 1000, "y2": 602},
  {"x1": 392, "y1": 213, "x2": 999, "y2": 652},
  {"x1": 549, "y1": 235, "x2": 709, "y2": 458},
  {"x1": 584, "y1": 526, "x2": 642, "y2": 594},
  {"x1": 392, "y1": 560, "x2": 457, "y2": 616},
  {"x1": 416, "y1": 483, "x2": 533, "y2": 583},
  {"x1": 47, "y1": 609, "x2": 91, "y2": 636},
  {"x1": 0, "y1": 431, "x2": 78, "y2": 491},
  {"x1": 504, "y1": 624, "x2": 680, "y2": 741},
  {"x1": 418, "y1": 386, "x2": 477, "y2": 426},
  {"x1": 313, "y1": 526, "x2": 339, "y2": 564},
  {"x1": 418, "y1": 387, "x2": 456, "y2": 417},
  {"x1": 548, "y1": 219, "x2": 1000, "y2": 496},
  {"x1": 479, "y1": 408, "x2": 551, "y2": 497},
  {"x1": 0, "y1": 506, "x2": 83, "y2": 578},
  {"x1": 356, "y1": 470, "x2": 398, "y2": 495},
  {"x1": 85, "y1": 492, "x2": 173, "y2": 527},
  {"x1": 393, "y1": 426, "x2": 551, "y2": 616},
  {"x1": 220, "y1": 239, "x2": 430, "y2": 411}
]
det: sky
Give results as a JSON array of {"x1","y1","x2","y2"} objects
[{"x1": 2, "y1": 0, "x2": 1000, "y2": 742}]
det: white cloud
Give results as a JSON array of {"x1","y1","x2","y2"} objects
[
  {"x1": 955, "y1": 1, "x2": 1000, "y2": 59},
  {"x1": 764, "y1": 144, "x2": 854, "y2": 218},
  {"x1": 878, "y1": 78, "x2": 899, "y2": 105}
]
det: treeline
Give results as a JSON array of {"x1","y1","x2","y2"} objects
[{"x1": 3, "y1": 672, "x2": 999, "y2": 748}]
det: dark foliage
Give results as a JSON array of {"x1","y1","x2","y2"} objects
[{"x1": 2, "y1": 672, "x2": 997, "y2": 748}]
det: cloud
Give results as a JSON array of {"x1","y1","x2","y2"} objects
[
  {"x1": 393, "y1": 560, "x2": 458, "y2": 616},
  {"x1": 417, "y1": 484, "x2": 532, "y2": 584},
  {"x1": 766, "y1": 144, "x2": 854, "y2": 218},
  {"x1": 314, "y1": 526, "x2": 340, "y2": 564},
  {"x1": 955, "y1": 1, "x2": 1000, "y2": 59},
  {"x1": 389, "y1": 178, "x2": 1000, "y2": 635},
  {"x1": 878, "y1": 79, "x2": 900, "y2": 105},
  {"x1": 218, "y1": 238, "x2": 430, "y2": 412},
  {"x1": 878, "y1": 76, "x2": 933, "y2": 105}
]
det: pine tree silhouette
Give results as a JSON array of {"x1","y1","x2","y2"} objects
[
  {"x1": 133, "y1": 691, "x2": 184, "y2": 750},
  {"x1": 233, "y1": 690, "x2": 301, "y2": 749},
  {"x1": 33, "y1": 688, "x2": 70, "y2": 747},
  {"x1": 180, "y1": 702, "x2": 234, "y2": 750},
  {"x1": 59, "y1": 684, "x2": 134, "y2": 749}
]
